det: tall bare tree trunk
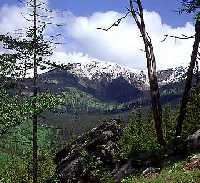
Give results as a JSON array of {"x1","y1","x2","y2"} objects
[
  {"x1": 33, "y1": 0, "x2": 38, "y2": 182},
  {"x1": 195, "y1": 58, "x2": 200, "y2": 88},
  {"x1": 176, "y1": 19, "x2": 200, "y2": 137},
  {"x1": 130, "y1": 0, "x2": 165, "y2": 145},
  {"x1": 145, "y1": 41, "x2": 165, "y2": 146}
]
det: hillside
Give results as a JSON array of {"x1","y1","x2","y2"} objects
[{"x1": 20, "y1": 59, "x2": 186, "y2": 105}]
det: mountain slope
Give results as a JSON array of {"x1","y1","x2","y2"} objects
[{"x1": 22, "y1": 59, "x2": 187, "y2": 103}]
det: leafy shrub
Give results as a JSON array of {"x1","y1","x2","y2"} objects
[
  {"x1": 0, "y1": 121, "x2": 58, "y2": 183},
  {"x1": 183, "y1": 89, "x2": 200, "y2": 138},
  {"x1": 80, "y1": 150, "x2": 114, "y2": 183},
  {"x1": 118, "y1": 109, "x2": 160, "y2": 159},
  {"x1": 162, "y1": 104, "x2": 177, "y2": 143}
]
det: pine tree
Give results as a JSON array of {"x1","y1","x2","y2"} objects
[{"x1": 0, "y1": 0, "x2": 71, "y2": 181}]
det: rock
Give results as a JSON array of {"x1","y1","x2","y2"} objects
[
  {"x1": 59, "y1": 158, "x2": 83, "y2": 182},
  {"x1": 55, "y1": 119, "x2": 123, "y2": 183},
  {"x1": 113, "y1": 160, "x2": 136, "y2": 183},
  {"x1": 142, "y1": 167, "x2": 160, "y2": 178},
  {"x1": 187, "y1": 129, "x2": 200, "y2": 150},
  {"x1": 184, "y1": 154, "x2": 200, "y2": 171}
]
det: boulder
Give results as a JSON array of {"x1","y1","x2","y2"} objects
[
  {"x1": 55, "y1": 119, "x2": 163, "y2": 182},
  {"x1": 187, "y1": 129, "x2": 200, "y2": 150},
  {"x1": 184, "y1": 154, "x2": 200, "y2": 171},
  {"x1": 55, "y1": 119, "x2": 124, "y2": 183},
  {"x1": 142, "y1": 167, "x2": 160, "y2": 178},
  {"x1": 112, "y1": 160, "x2": 136, "y2": 183}
]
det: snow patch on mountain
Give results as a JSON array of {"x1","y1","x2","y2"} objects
[
  {"x1": 53, "y1": 52, "x2": 187, "y2": 87},
  {"x1": 158, "y1": 66, "x2": 187, "y2": 85}
]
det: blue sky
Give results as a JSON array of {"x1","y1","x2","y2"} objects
[
  {"x1": 0, "y1": 0, "x2": 195, "y2": 69},
  {"x1": 51, "y1": 0, "x2": 194, "y2": 27},
  {"x1": 0, "y1": 0, "x2": 194, "y2": 27}
]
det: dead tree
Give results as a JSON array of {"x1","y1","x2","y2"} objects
[
  {"x1": 98, "y1": 0, "x2": 165, "y2": 145},
  {"x1": 195, "y1": 57, "x2": 200, "y2": 88},
  {"x1": 159, "y1": 1, "x2": 200, "y2": 138},
  {"x1": 175, "y1": 18, "x2": 200, "y2": 137},
  {"x1": 129, "y1": 0, "x2": 165, "y2": 145}
]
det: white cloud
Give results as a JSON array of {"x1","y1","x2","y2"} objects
[
  {"x1": 0, "y1": 2, "x2": 195, "y2": 70},
  {"x1": 0, "y1": 0, "x2": 53, "y2": 36},
  {"x1": 63, "y1": 10, "x2": 195, "y2": 70},
  {"x1": 0, "y1": 5, "x2": 28, "y2": 34}
]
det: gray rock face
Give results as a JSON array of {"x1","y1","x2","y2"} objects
[
  {"x1": 55, "y1": 119, "x2": 164, "y2": 182},
  {"x1": 55, "y1": 119, "x2": 124, "y2": 183},
  {"x1": 142, "y1": 167, "x2": 160, "y2": 177},
  {"x1": 112, "y1": 160, "x2": 136, "y2": 183},
  {"x1": 187, "y1": 129, "x2": 200, "y2": 150}
]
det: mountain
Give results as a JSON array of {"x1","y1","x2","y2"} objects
[
  {"x1": 39, "y1": 60, "x2": 148, "y2": 103},
  {"x1": 22, "y1": 59, "x2": 187, "y2": 103}
]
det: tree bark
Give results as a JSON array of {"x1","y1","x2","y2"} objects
[
  {"x1": 130, "y1": 0, "x2": 165, "y2": 145},
  {"x1": 195, "y1": 58, "x2": 200, "y2": 89},
  {"x1": 143, "y1": 36, "x2": 165, "y2": 146},
  {"x1": 33, "y1": 0, "x2": 38, "y2": 182},
  {"x1": 175, "y1": 19, "x2": 200, "y2": 137}
]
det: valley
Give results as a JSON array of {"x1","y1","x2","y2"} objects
[{"x1": 23, "y1": 60, "x2": 184, "y2": 140}]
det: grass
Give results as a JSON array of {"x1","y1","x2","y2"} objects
[{"x1": 121, "y1": 160, "x2": 200, "y2": 183}]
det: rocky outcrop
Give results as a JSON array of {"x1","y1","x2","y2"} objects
[
  {"x1": 54, "y1": 121, "x2": 200, "y2": 182},
  {"x1": 187, "y1": 129, "x2": 200, "y2": 150},
  {"x1": 55, "y1": 119, "x2": 165, "y2": 183},
  {"x1": 142, "y1": 167, "x2": 160, "y2": 178},
  {"x1": 55, "y1": 119, "x2": 124, "y2": 183}
]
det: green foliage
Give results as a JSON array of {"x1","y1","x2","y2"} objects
[
  {"x1": 0, "y1": 90, "x2": 65, "y2": 136},
  {"x1": 183, "y1": 89, "x2": 200, "y2": 138},
  {"x1": 162, "y1": 104, "x2": 177, "y2": 143},
  {"x1": 119, "y1": 109, "x2": 160, "y2": 159},
  {"x1": 56, "y1": 87, "x2": 142, "y2": 115},
  {"x1": 0, "y1": 90, "x2": 64, "y2": 182},
  {"x1": 0, "y1": 26, "x2": 53, "y2": 76},
  {"x1": 29, "y1": 93, "x2": 66, "y2": 115},
  {"x1": 0, "y1": 121, "x2": 58, "y2": 183},
  {"x1": 0, "y1": 90, "x2": 28, "y2": 136},
  {"x1": 80, "y1": 149, "x2": 103, "y2": 172},
  {"x1": 80, "y1": 150, "x2": 114, "y2": 183},
  {"x1": 60, "y1": 87, "x2": 125, "y2": 114},
  {"x1": 0, "y1": 54, "x2": 17, "y2": 79}
]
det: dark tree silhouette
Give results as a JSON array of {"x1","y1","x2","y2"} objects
[
  {"x1": 175, "y1": 0, "x2": 200, "y2": 137},
  {"x1": 32, "y1": 0, "x2": 38, "y2": 181}
]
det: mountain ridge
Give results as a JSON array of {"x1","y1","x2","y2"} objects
[{"x1": 23, "y1": 58, "x2": 186, "y2": 103}]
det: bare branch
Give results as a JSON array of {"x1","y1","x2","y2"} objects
[
  {"x1": 161, "y1": 34, "x2": 195, "y2": 42},
  {"x1": 97, "y1": 12, "x2": 130, "y2": 31},
  {"x1": 21, "y1": 12, "x2": 33, "y2": 22}
]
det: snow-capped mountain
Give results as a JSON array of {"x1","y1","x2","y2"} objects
[
  {"x1": 51, "y1": 53, "x2": 188, "y2": 88},
  {"x1": 63, "y1": 59, "x2": 187, "y2": 87},
  {"x1": 37, "y1": 57, "x2": 187, "y2": 103},
  {"x1": 157, "y1": 66, "x2": 187, "y2": 85},
  {"x1": 67, "y1": 60, "x2": 148, "y2": 90}
]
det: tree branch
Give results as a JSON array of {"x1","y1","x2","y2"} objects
[
  {"x1": 161, "y1": 34, "x2": 195, "y2": 42},
  {"x1": 97, "y1": 12, "x2": 130, "y2": 31}
]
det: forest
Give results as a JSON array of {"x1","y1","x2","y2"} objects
[{"x1": 0, "y1": 0, "x2": 200, "y2": 182}]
